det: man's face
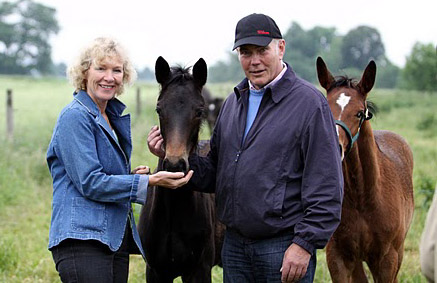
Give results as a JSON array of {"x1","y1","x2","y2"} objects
[{"x1": 238, "y1": 39, "x2": 285, "y2": 90}]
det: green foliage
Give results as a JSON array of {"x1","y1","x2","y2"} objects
[
  {"x1": 375, "y1": 59, "x2": 400, "y2": 88},
  {"x1": 208, "y1": 22, "x2": 401, "y2": 88},
  {"x1": 0, "y1": 0, "x2": 59, "y2": 75},
  {"x1": 401, "y1": 42, "x2": 437, "y2": 92},
  {"x1": 341, "y1": 26, "x2": 385, "y2": 69},
  {"x1": 284, "y1": 22, "x2": 338, "y2": 83},
  {"x1": 0, "y1": 236, "x2": 18, "y2": 272},
  {"x1": 416, "y1": 112, "x2": 437, "y2": 138},
  {"x1": 209, "y1": 51, "x2": 244, "y2": 83},
  {"x1": 416, "y1": 174, "x2": 436, "y2": 210}
]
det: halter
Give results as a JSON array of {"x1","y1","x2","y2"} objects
[{"x1": 335, "y1": 105, "x2": 373, "y2": 156}]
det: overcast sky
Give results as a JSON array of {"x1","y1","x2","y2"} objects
[{"x1": 36, "y1": 0, "x2": 436, "y2": 70}]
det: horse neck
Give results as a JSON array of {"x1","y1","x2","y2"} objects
[{"x1": 343, "y1": 121, "x2": 381, "y2": 205}]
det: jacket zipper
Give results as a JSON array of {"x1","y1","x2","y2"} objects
[{"x1": 235, "y1": 150, "x2": 242, "y2": 162}]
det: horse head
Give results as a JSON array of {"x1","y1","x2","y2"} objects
[
  {"x1": 155, "y1": 56, "x2": 207, "y2": 173},
  {"x1": 316, "y1": 57, "x2": 377, "y2": 160}
]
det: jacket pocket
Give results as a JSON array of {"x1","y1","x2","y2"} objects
[
  {"x1": 71, "y1": 197, "x2": 107, "y2": 234},
  {"x1": 268, "y1": 181, "x2": 287, "y2": 217}
]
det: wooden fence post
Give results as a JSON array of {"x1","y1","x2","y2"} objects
[
  {"x1": 6, "y1": 89, "x2": 14, "y2": 141},
  {"x1": 136, "y1": 87, "x2": 141, "y2": 117}
]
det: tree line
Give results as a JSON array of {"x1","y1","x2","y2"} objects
[
  {"x1": 1, "y1": 0, "x2": 435, "y2": 91},
  {"x1": 209, "y1": 22, "x2": 436, "y2": 91}
]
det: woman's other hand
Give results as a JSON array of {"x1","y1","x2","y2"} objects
[{"x1": 131, "y1": 165, "x2": 151, "y2": 175}]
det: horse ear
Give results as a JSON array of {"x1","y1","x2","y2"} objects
[
  {"x1": 155, "y1": 56, "x2": 171, "y2": 85},
  {"x1": 357, "y1": 60, "x2": 377, "y2": 95},
  {"x1": 316, "y1": 57, "x2": 335, "y2": 91},
  {"x1": 193, "y1": 58, "x2": 207, "y2": 87}
]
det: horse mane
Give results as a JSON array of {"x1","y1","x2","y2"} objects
[{"x1": 330, "y1": 75, "x2": 378, "y2": 117}]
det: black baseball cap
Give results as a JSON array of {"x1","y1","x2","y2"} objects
[{"x1": 232, "y1": 13, "x2": 282, "y2": 50}]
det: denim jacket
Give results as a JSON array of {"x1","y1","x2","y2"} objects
[{"x1": 46, "y1": 90, "x2": 148, "y2": 257}]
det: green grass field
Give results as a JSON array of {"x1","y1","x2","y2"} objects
[{"x1": 0, "y1": 75, "x2": 435, "y2": 282}]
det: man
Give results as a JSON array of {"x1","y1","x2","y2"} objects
[{"x1": 148, "y1": 13, "x2": 343, "y2": 282}]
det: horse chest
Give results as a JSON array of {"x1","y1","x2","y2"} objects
[{"x1": 144, "y1": 189, "x2": 214, "y2": 263}]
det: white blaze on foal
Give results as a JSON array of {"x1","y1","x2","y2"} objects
[{"x1": 335, "y1": 93, "x2": 351, "y2": 135}]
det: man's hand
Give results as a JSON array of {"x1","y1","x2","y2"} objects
[
  {"x1": 148, "y1": 170, "x2": 193, "y2": 189},
  {"x1": 280, "y1": 243, "x2": 311, "y2": 282},
  {"x1": 147, "y1": 125, "x2": 165, "y2": 159}
]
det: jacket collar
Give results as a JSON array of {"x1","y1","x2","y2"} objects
[
  {"x1": 73, "y1": 90, "x2": 126, "y2": 118},
  {"x1": 234, "y1": 62, "x2": 297, "y2": 104}
]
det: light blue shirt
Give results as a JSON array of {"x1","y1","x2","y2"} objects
[{"x1": 243, "y1": 88, "x2": 265, "y2": 141}]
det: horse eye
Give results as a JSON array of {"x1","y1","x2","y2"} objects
[
  {"x1": 356, "y1": 112, "x2": 364, "y2": 119},
  {"x1": 195, "y1": 108, "x2": 204, "y2": 118},
  {"x1": 156, "y1": 107, "x2": 162, "y2": 116}
]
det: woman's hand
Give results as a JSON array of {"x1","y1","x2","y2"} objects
[
  {"x1": 147, "y1": 125, "x2": 165, "y2": 159},
  {"x1": 149, "y1": 170, "x2": 193, "y2": 189},
  {"x1": 131, "y1": 165, "x2": 150, "y2": 175}
]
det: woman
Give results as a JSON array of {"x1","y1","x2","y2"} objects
[{"x1": 46, "y1": 37, "x2": 193, "y2": 282}]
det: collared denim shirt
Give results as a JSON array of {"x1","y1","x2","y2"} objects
[{"x1": 46, "y1": 90, "x2": 148, "y2": 257}]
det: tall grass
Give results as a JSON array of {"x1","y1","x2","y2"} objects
[{"x1": 0, "y1": 76, "x2": 435, "y2": 282}]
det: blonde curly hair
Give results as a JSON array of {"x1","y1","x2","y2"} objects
[{"x1": 67, "y1": 37, "x2": 137, "y2": 95}]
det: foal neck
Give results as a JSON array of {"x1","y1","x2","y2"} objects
[{"x1": 343, "y1": 121, "x2": 381, "y2": 204}]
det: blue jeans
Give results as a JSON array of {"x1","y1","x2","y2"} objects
[{"x1": 222, "y1": 229, "x2": 316, "y2": 283}]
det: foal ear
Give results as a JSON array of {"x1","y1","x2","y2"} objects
[
  {"x1": 357, "y1": 60, "x2": 377, "y2": 95},
  {"x1": 193, "y1": 58, "x2": 207, "y2": 87},
  {"x1": 316, "y1": 57, "x2": 335, "y2": 91},
  {"x1": 155, "y1": 56, "x2": 171, "y2": 85}
]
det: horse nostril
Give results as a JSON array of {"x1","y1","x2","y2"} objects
[{"x1": 163, "y1": 158, "x2": 189, "y2": 174}]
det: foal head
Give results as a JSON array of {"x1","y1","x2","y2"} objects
[
  {"x1": 316, "y1": 57, "x2": 377, "y2": 160},
  {"x1": 155, "y1": 56, "x2": 207, "y2": 173}
]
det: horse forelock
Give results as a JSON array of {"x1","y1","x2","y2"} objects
[
  {"x1": 328, "y1": 76, "x2": 358, "y2": 92},
  {"x1": 329, "y1": 75, "x2": 378, "y2": 118},
  {"x1": 158, "y1": 66, "x2": 200, "y2": 96},
  {"x1": 168, "y1": 66, "x2": 194, "y2": 85}
]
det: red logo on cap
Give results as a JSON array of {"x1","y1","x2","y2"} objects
[{"x1": 257, "y1": 30, "x2": 270, "y2": 35}]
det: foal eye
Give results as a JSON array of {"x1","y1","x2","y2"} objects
[
  {"x1": 195, "y1": 108, "x2": 204, "y2": 118},
  {"x1": 156, "y1": 107, "x2": 162, "y2": 116}
]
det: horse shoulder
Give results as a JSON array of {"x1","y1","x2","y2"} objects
[
  {"x1": 373, "y1": 130, "x2": 414, "y2": 220},
  {"x1": 374, "y1": 130, "x2": 413, "y2": 172}
]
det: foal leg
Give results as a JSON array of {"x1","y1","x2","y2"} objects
[
  {"x1": 146, "y1": 264, "x2": 174, "y2": 283},
  {"x1": 368, "y1": 247, "x2": 400, "y2": 283},
  {"x1": 181, "y1": 263, "x2": 212, "y2": 283},
  {"x1": 351, "y1": 262, "x2": 368, "y2": 283},
  {"x1": 327, "y1": 245, "x2": 355, "y2": 283}
]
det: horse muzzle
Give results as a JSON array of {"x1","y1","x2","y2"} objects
[{"x1": 163, "y1": 155, "x2": 189, "y2": 174}]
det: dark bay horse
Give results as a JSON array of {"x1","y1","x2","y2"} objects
[
  {"x1": 316, "y1": 57, "x2": 414, "y2": 282},
  {"x1": 138, "y1": 56, "x2": 224, "y2": 283},
  {"x1": 202, "y1": 88, "x2": 223, "y2": 133}
]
